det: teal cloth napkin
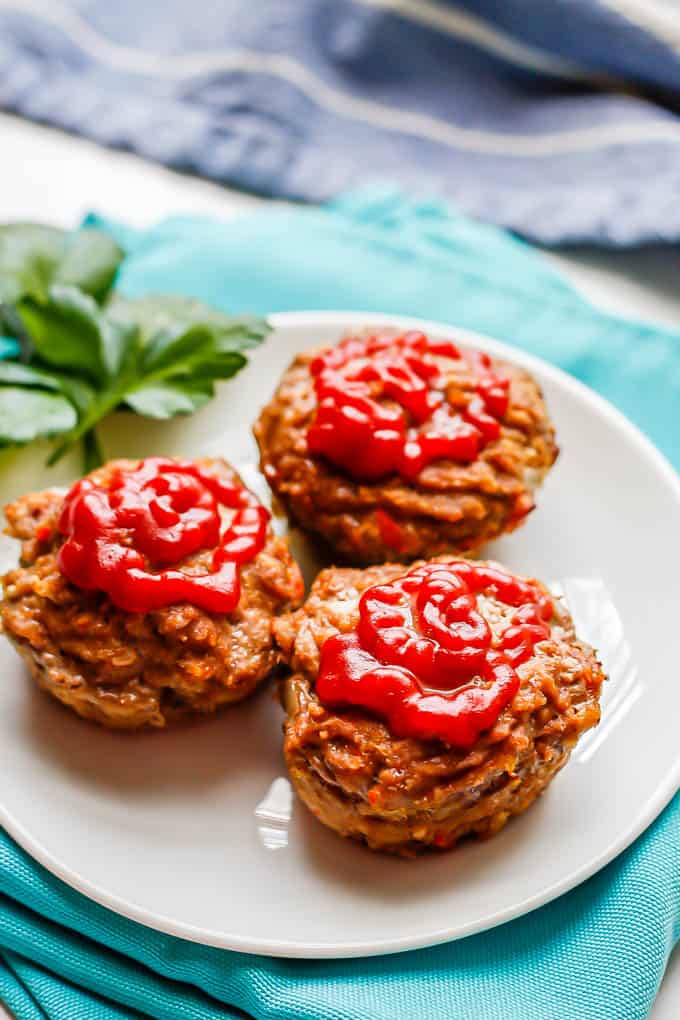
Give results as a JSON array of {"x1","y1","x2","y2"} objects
[{"x1": 1, "y1": 191, "x2": 679, "y2": 1020}]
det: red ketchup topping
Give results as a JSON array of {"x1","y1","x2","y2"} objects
[
  {"x1": 57, "y1": 457, "x2": 269, "y2": 614},
  {"x1": 307, "y1": 331, "x2": 510, "y2": 481},
  {"x1": 375, "y1": 509, "x2": 406, "y2": 554},
  {"x1": 316, "y1": 560, "x2": 553, "y2": 748}
]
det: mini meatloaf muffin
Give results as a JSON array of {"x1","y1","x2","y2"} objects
[
  {"x1": 275, "y1": 557, "x2": 604, "y2": 855},
  {"x1": 1, "y1": 457, "x2": 304, "y2": 729},
  {"x1": 254, "y1": 328, "x2": 558, "y2": 564}
]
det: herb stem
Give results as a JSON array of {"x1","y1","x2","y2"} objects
[
  {"x1": 46, "y1": 382, "x2": 128, "y2": 466},
  {"x1": 82, "y1": 427, "x2": 104, "y2": 472}
]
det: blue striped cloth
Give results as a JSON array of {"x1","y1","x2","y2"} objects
[{"x1": 3, "y1": 1, "x2": 680, "y2": 245}]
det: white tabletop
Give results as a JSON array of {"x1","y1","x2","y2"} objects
[{"x1": 0, "y1": 111, "x2": 678, "y2": 1019}]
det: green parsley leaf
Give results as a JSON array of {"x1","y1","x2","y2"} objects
[
  {"x1": 0, "y1": 221, "x2": 269, "y2": 468},
  {"x1": 0, "y1": 386, "x2": 77, "y2": 446},
  {"x1": 18, "y1": 285, "x2": 139, "y2": 383},
  {"x1": 0, "y1": 224, "x2": 123, "y2": 305},
  {"x1": 55, "y1": 229, "x2": 125, "y2": 301},
  {"x1": 47, "y1": 316, "x2": 261, "y2": 462},
  {"x1": 124, "y1": 383, "x2": 213, "y2": 418},
  {"x1": 0, "y1": 362, "x2": 63, "y2": 390},
  {"x1": 107, "y1": 294, "x2": 269, "y2": 349}
]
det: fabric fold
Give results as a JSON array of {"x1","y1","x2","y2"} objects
[{"x1": 4, "y1": 2, "x2": 680, "y2": 244}]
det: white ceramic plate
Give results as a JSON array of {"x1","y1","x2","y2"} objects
[{"x1": 1, "y1": 311, "x2": 679, "y2": 959}]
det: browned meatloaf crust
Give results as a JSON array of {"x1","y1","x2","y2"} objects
[
  {"x1": 254, "y1": 330, "x2": 558, "y2": 565},
  {"x1": 275, "y1": 559, "x2": 604, "y2": 856},
  {"x1": 1, "y1": 458, "x2": 304, "y2": 730}
]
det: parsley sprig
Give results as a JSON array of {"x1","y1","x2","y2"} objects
[{"x1": 0, "y1": 223, "x2": 269, "y2": 470}]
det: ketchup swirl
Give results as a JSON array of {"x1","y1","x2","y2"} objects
[
  {"x1": 307, "y1": 331, "x2": 510, "y2": 482},
  {"x1": 58, "y1": 458, "x2": 269, "y2": 614},
  {"x1": 316, "y1": 560, "x2": 553, "y2": 748}
]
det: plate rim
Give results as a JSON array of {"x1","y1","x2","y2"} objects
[{"x1": 2, "y1": 308, "x2": 680, "y2": 959}]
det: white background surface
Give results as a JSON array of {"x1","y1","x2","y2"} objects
[{"x1": 0, "y1": 111, "x2": 678, "y2": 1017}]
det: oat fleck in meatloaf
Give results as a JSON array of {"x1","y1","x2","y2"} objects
[
  {"x1": 254, "y1": 328, "x2": 558, "y2": 564},
  {"x1": 1, "y1": 458, "x2": 304, "y2": 729},
  {"x1": 275, "y1": 558, "x2": 604, "y2": 856}
]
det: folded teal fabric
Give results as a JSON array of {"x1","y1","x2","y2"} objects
[{"x1": 1, "y1": 191, "x2": 679, "y2": 1020}]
